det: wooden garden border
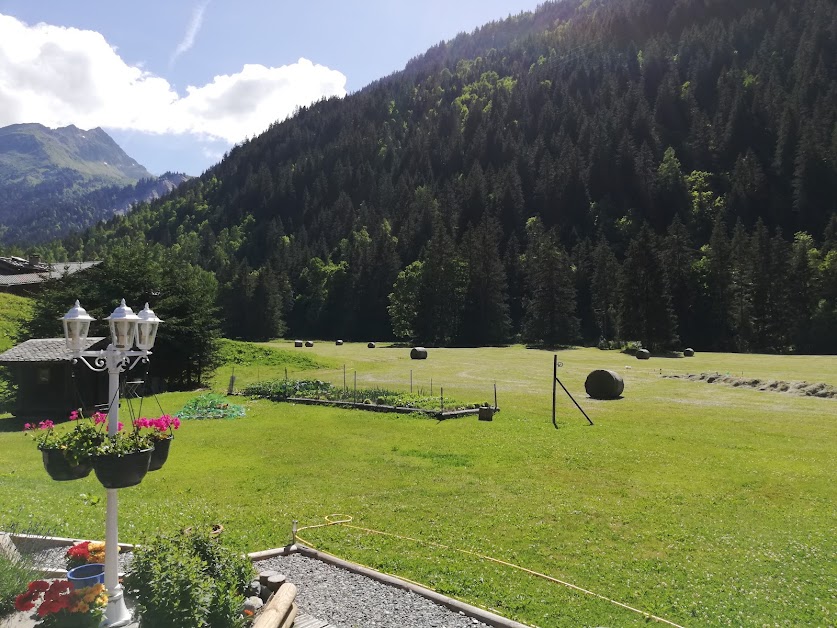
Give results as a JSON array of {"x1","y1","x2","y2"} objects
[{"x1": 272, "y1": 397, "x2": 499, "y2": 420}]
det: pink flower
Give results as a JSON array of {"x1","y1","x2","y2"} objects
[
  {"x1": 68, "y1": 410, "x2": 79, "y2": 421},
  {"x1": 38, "y1": 421, "x2": 54, "y2": 430},
  {"x1": 93, "y1": 413, "x2": 107, "y2": 425},
  {"x1": 23, "y1": 423, "x2": 32, "y2": 431}
]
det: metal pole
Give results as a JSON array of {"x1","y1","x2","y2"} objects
[
  {"x1": 494, "y1": 382, "x2": 498, "y2": 410},
  {"x1": 104, "y1": 350, "x2": 131, "y2": 627},
  {"x1": 552, "y1": 355, "x2": 558, "y2": 429},
  {"x1": 440, "y1": 387, "x2": 444, "y2": 413}
]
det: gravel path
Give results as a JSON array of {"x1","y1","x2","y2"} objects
[
  {"x1": 10, "y1": 538, "x2": 493, "y2": 628},
  {"x1": 256, "y1": 554, "x2": 490, "y2": 628}
]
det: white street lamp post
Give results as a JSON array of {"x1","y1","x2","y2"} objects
[{"x1": 61, "y1": 299, "x2": 162, "y2": 628}]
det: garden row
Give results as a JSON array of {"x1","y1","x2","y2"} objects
[{"x1": 241, "y1": 379, "x2": 498, "y2": 419}]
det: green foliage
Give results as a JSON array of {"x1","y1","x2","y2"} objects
[
  {"x1": 177, "y1": 393, "x2": 246, "y2": 420},
  {"x1": 124, "y1": 528, "x2": 253, "y2": 628},
  {"x1": 387, "y1": 261, "x2": 423, "y2": 340},
  {"x1": 23, "y1": 241, "x2": 221, "y2": 389},
  {"x1": 243, "y1": 379, "x2": 471, "y2": 411},
  {"x1": 0, "y1": 553, "x2": 36, "y2": 619}
]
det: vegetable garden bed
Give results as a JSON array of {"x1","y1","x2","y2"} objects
[{"x1": 242, "y1": 380, "x2": 498, "y2": 420}]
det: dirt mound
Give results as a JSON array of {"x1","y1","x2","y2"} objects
[{"x1": 662, "y1": 373, "x2": 837, "y2": 398}]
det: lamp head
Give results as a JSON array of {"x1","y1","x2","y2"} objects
[
  {"x1": 136, "y1": 303, "x2": 163, "y2": 351},
  {"x1": 60, "y1": 300, "x2": 96, "y2": 353},
  {"x1": 104, "y1": 299, "x2": 140, "y2": 349}
]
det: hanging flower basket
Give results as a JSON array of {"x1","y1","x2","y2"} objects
[
  {"x1": 148, "y1": 436, "x2": 172, "y2": 471},
  {"x1": 92, "y1": 448, "x2": 153, "y2": 489},
  {"x1": 41, "y1": 448, "x2": 93, "y2": 481}
]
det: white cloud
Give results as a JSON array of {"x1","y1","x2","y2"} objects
[
  {"x1": 170, "y1": 1, "x2": 210, "y2": 66},
  {"x1": 0, "y1": 13, "x2": 347, "y2": 144}
]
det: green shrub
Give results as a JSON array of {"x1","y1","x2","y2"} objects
[
  {"x1": 124, "y1": 528, "x2": 253, "y2": 628},
  {"x1": 0, "y1": 552, "x2": 36, "y2": 618}
]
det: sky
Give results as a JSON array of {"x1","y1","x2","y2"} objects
[{"x1": 0, "y1": 0, "x2": 543, "y2": 176}]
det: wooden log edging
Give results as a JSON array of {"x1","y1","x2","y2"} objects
[
  {"x1": 267, "y1": 397, "x2": 500, "y2": 420},
  {"x1": 252, "y1": 582, "x2": 297, "y2": 628},
  {"x1": 294, "y1": 544, "x2": 532, "y2": 628}
]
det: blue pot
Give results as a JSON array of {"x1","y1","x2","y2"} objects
[{"x1": 67, "y1": 563, "x2": 105, "y2": 588}]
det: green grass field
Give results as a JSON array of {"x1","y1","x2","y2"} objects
[{"x1": 1, "y1": 341, "x2": 835, "y2": 627}]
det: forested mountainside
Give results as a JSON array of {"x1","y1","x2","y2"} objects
[
  {"x1": 51, "y1": 0, "x2": 837, "y2": 352},
  {"x1": 0, "y1": 172, "x2": 190, "y2": 245},
  {"x1": 0, "y1": 124, "x2": 188, "y2": 244}
]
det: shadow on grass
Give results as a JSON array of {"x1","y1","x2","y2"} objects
[{"x1": 0, "y1": 415, "x2": 29, "y2": 432}]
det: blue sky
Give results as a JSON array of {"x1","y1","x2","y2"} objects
[{"x1": 0, "y1": 0, "x2": 542, "y2": 176}]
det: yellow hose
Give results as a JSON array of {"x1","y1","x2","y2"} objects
[{"x1": 295, "y1": 514, "x2": 686, "y2": 628}]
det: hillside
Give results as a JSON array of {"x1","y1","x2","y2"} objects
[
  {"x1": 0, "y1": 124, "x2": 189, "y2": 244},
  {"x1": 69, "y1": 0, "x2": 837, "y2": 352}
]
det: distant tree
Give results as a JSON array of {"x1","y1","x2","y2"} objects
[
  {"x1": 387, "y1": 261, "x2": 424, "y2": 341},
  {"x1": 590, "y1": 238, "x2": 621, "y2": 342},
  {"x1": 414, "y1": 213, "x2": 467, "y2": 345},
  {"x1": 617, "y1": 224, "x2": 679, "y2": 351},
  {"x1": 521, "y1": 217, "x2": 579, "y2": 346},
  {"x1": 460, "y1": 215, "x2": 511, "y2": 345},
  {"x1": 24, "y1": 241, "x2": 220, "y2": 389}
]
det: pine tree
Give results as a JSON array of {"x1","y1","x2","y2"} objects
[
  {"x1": 460, "y1": 216, "x2": 511, "y2": 345},
  {"x1": 617, "y1": 224, "x2": 679, "y2": 351},
  {"x1": 590, "y1": 238, "x2": 621, "y2": 343},
  {"x1": 521, "y1": 217, "x2": 580, "y2": 346},
  {"x1": 661, "y1": 215, "x2": 697, "y2": 345},
  {"x1": 414, "y1": 213, "x2": 467, "y2": 345}
]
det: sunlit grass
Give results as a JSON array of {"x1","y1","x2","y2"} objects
[{"x1": 1, "y1": 343, "x2": 835, "y2": 626}]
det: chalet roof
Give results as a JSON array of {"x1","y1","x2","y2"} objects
[
  {"x1": 0, "y1": 261, "x2": 101, "y2": 287},
  {"x1": 0, "y1": 337, "x2": 107, "y2": 363}
]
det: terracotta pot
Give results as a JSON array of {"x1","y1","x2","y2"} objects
[
  {"x1": 92, "y1": 448, "x2": 153, "y2": 489},
  {"x1": 41, "y1": 449, "x2": 92, "y2": 481}
]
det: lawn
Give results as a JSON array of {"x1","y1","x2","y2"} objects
[{"x1": 1, "y1": 342, "x2": 835, "y2": 627}]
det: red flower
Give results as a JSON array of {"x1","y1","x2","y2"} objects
[
  {"x1": 28, "y1": 580, "x2": 50, "y2": 592},
  {"x1": 14, "y1": 592, "x2": 37, "y2": 611}
]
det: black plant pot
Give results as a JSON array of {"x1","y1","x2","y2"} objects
[
  {"x1": 42, "y1": 449, "x2": 92, "y2": 481},
  {"x1": 148, "y1": 437, "x2": 172, "y2": 471},
  {"x1": 92, "y1": 448, "x2": 153, "y2": 489}
]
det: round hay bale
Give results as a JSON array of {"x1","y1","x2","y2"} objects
[
  {"x1": 294, "y1": 340, "x2": 303, "y2": 348},
  {"x1": 636, "y1": 349, "x2": 651, "y2": 360},
  {"x1": 585, "y1": 370, "x2": 625, "y2": 399},
  {"x1": 367, "y1": 342, "x2": 376, "y2": 348},
  {"x1": 684, "y1": 347, "x2": 695, "y2": 357},
  {"x1": 304, "y1": 340, "x2": 314, "y2": 347},
  {"x1": 335, "y1": 340, "x2": 344, "y2": 346},
  {"x1": 410, "y1": 347, "x2": 428, "y2": 360}
]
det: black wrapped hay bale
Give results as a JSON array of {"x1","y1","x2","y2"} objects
[
  {"x1": 585, "y1": 370, "x2": 625, "y2": 399},
  {"x1": 636, "y1": 348, "x2": 651, "y2": 360},
  {"x1": 294, "y1": 340, "x2": 303, "y2": 348},
  {"x1": 304, "y1": 340, "x2": 314, "y2": 347},
  {"x1": 410, "y1": 347, "x2": 428, "y2": 360},
  {"x1": 336, "y1": 340, "x2": 344, "y2": 346},
  {"x1": 684, "y1": 347, "x2": 695, "y2": 357},
  {"x1": 367, "y1": 342, "x2": 376, "y2": 348}
]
